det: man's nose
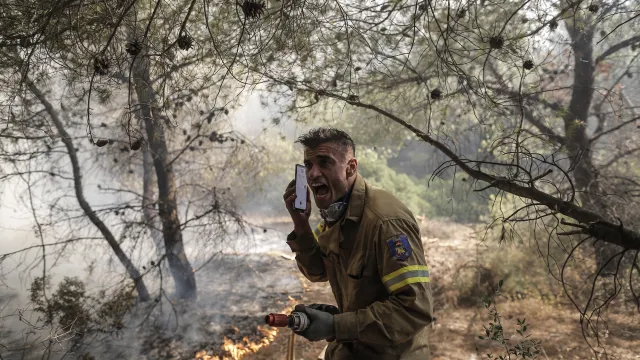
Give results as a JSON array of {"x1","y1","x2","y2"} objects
[{"x1": 307, "y1": 165, "x2": 321, "y2": 181}]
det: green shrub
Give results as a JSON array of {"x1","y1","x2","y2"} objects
[
  {"x1": 477, "y1": 280, "x2": 542, "y2": 359},
  {"x1": 30, "y1": 276, "x2": 91, "y2": 334},
  {"x1": 357, "y1": 149, "x2": 433, "y2": 216},
  {"x1": 358, "y1": 149, "x2": 492, "y2": 222},
  {"x1": 422, "y1": 173, "x2": 495, "y2": 223},
  {"x1": 30, "y1": 276, "x2": 136, "y2": 344}
]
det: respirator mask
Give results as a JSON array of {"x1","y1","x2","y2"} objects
[
  {"x1": 319, "y1": 186, "x2": 353, "y2": 224},
  {"x1": 319, "y1": 202, "x2": 348, "y2": 224}
]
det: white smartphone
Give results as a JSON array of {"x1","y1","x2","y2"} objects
[{"x1": 294, "y1": 164, "x2": 308, "y2": 211}]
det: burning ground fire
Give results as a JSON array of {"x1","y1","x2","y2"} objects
[
  {"x1": 194, "y1": 296, "x2": 298, "y2": 360},
  {"x1": 194, "y1": 326, "x2": 277, "y2": 360}
]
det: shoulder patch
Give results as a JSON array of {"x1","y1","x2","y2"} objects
[{"x1": 386, "y1": 234, "x2": 412, "y2": 261}]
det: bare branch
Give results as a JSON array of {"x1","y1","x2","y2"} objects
[
  {"x1": 595, "y1": 35, "x2": 640, "y2": 64},
  {"x1": 590, "y1": 115, "x2": 640, "y2": 143},
  {"x1": 27, "y1": 79, "x2": 151, "y2": 302}
]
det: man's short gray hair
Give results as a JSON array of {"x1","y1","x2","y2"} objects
[{"x1": 295, "y1": 127, "x2": 356, "y2": 156}]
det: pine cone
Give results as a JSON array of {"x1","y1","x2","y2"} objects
[
  {"x1": 489, "y1": 35, "x2": 504, "y2": 50},
  {"x1": 95, "y1": 139, "x2": 109, "y2": 147},
  {"x1": 523, "y1": 60, "x2": 534, "y2": 70},
  {"x1": 177, "y1": 34, "x2": 194, "y2": 50},
  {"x1": 130, "y1": 138, "x2": 142, "y2": 151},
  {"x1": 94, "y1": 56, "x2": 109, "y2": 75},
  {"x1": 125, "y1": 41, "x2": 141, "y2": 56},
  {"x1": 241, "y1": 0, "x2": 266, "y2": 19}
]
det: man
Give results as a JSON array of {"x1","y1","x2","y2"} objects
[{"x1": 283, "y1": 128, "x2": 434, "y2": 359}]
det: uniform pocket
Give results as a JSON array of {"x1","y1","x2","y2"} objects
[
  {"x1": 346, "y1": 240, "x2": 375, "y2": 280},
  {"x1": 344, "y1": 257, "x2": 383, "y2": 311},
  {"x1": 346, "y1": 255, "x2": 373, "y2": 279},
  {"x1": 346, "y1": 260, "x2": 372, "y2": 279}
]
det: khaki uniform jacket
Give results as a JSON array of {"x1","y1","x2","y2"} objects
[{"x1": 287, "y1": 174, "x2": 434, "y2": 359}]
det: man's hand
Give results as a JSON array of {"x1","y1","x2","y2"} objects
[
  {"x1": 283, "y1": 179, "x2": 313, "y2": 236},
  {"x1": 292, "y1": 304, "x2": 335, "y2": 342}
]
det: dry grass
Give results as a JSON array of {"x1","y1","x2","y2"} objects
[{"x1": 430, "y1": 298, "x2": 640, "y2": 360}]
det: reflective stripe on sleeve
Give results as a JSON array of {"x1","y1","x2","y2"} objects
[
  {"x1": 382, "y1": 265, "x2": 430, "y2": 292},
  {"x1": 312, "y1": 221, "x2": 325, "y2": 240}
]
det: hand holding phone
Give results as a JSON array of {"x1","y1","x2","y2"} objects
[
  {"x1": 283, "y1": 165, "x2": 312, "y2": 235},
  {"x1": 294, "y1": 164, "x2": 308, "y2": 211}
]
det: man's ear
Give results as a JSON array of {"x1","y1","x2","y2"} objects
[{"x1": 346, "y1": 158, "x2": 358, "y2": 177}]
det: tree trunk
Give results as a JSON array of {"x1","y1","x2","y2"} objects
[
  {"x1": 565, "y1": 21, "x2": 620, "y2": 274},
  {"x1": 28, "y1": 80, "x2": 151, "y2": 302},
  {"x1": 142, "y1": 147, "x2": 167, "y2": 270},
  {"x1": 133, "y1": 54, "x2": 197, "y2": 300}
]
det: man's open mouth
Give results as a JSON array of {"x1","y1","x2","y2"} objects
[{"x1": 311, "y1": 183, "x2": 330, "y2": 198}]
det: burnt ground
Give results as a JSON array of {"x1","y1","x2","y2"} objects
[
  {"x1": 118, "y1": 254, "x2": 307, "y2": 360},
  {"x1": 0, "y1": 219, "x2": 303, "y2": 360},
  {"x1": 6, "y1": 254, "x2": 307, "y2": 360}
]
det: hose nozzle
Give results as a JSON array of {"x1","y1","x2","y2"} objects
[{"x1": 264, "y1": 312, "x2": 310, "y2": 332}]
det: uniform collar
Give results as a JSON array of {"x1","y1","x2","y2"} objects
[{"x1": 344, "y1": 173, "x2": 365, "y2": 223}]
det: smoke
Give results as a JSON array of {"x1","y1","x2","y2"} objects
[
  {"x1": 0, "y1": 89, "x2": 304, "y2": 359},
  {"x1": 1, "y1": 205, "x2": 302, "y2": 360}
]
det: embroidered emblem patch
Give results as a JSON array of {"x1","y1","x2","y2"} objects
[{"x1": 386, "y1": 234, "x2": 412, "y2": 261}]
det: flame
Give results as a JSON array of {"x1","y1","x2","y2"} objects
[
  {"x1": 222, "y1": 326, "x2": 278, "y2": 359},
  {"x1": 194, "y1": 350, "x2": 216, "y2": 360},
  {"x1": 194, "y1": 297, "x2": 299, "y2": 360},
  {"x1": 194, "y1": 326, "x2": 278, "y2": 360}
]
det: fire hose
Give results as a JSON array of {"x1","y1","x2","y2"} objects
[{"x1": 264, "y1": 312, "x2": 310, "y2": 360}]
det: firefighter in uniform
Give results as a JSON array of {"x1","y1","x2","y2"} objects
[{"x1": 283, "y1": 128, "x2": 434, "y2": 359}]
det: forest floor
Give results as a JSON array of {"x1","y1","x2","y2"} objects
[
  {"x1": 242, "y1": 277, "x2": 640, "y2": 360},
  {"x1": 240, "y1": 217, "x2": 640, "y2": 360},
  {"x1": 4, "y1": 217, "x2": 638, "y2": 360}
]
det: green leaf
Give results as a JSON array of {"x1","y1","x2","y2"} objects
[{"x1": 498, "y1": 279, "x2": 504, "y2": 288}]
